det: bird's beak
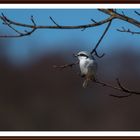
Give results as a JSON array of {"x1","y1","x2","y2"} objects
[{"x1": 73, "y1": 54, "x2": 78, "y2": 57}]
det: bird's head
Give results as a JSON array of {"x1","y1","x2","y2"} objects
[{"x1": 74, "y1": 51, "x2": 93, "y2": 60}]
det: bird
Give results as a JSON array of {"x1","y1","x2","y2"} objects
[{"x1": 75, "y1": 51, "x2": 97, "y2": 88}]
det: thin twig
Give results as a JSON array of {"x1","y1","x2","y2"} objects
[
  {"x1": 81, "y1": 27, "x2": 86, "y2": 31},
  {"x1": 117, "y1": 27, "x2": 140, "y2": 35},
  {"x1": 90, "y1": 18, "x2": 113, "y2": 57},
  {"x1": 99, "y1": 9, "x2": 140, "y2": 28},
  {"x1": 95, "y1": 78, "x2": 140, "y2": 98},
  {"x1": 134, "y1": 10, "x2": 140, "y2": 16},
  {"x1": 1, "y1": 13, "x2": 23, "y2": 35},
  {"x1": 91, "y1": 19, "x2": 97, "y2": 23},
  {"x1": 49, "y1": 16, "x2": 61, "y2": 27},
  {"x1": 0, "y1": 13, "x2": 37, "y2": 38},
  {"x1": 53, "y1": 61, "x2": 79, "y2": 69},
  {"x1": 121, "y1": 11, "x2": 126, "y2": 16},
  {"x1": 109, "y1": 94, "x2": 132, "y2": 98}
]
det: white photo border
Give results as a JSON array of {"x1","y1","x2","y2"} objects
[{"x1": 0, "y1": 4, "x2": 140, "y2": 137}]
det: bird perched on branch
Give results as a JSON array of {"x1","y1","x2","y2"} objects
[{"x1": 75, "y1": 51, "x2": 97, "y2": 88}]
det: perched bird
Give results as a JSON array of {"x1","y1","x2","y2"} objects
[{"x1": 75, "y1": 51, "x2": 97, "y2": 88}]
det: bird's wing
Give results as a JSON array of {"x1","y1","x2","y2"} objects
[{"x1": 88, "y1": 60, "x2": 97, "y2": 71}]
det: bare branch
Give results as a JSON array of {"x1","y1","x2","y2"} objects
[
  {"x1": 99, "y1": 9, "x2": 140, "y2": 28},
  {"x1": 134, "y1": 10, "x2": 140, "y2": 16},
  {"x1": 94, "y1": 51, "x2": 105, "y2": 58},
  {"x1": 90, "y1": 19, "x2": 112, "y2": 57},
  {"x1": 1, "y1": 13, "x2": 24, "y2": 34},
  {"x1": 95, "y1": 79, "x2": 124, "y2": 92},
  {"x1": 116, "y1": 78, "x2": 139, "y2": 95},
  {"x1": 95, "y1": 78, "x2": 140, "y2": 98},
  {"x1": 54, "y1": 63, "x2": 140, "y2": 98},
  {"x1": 121, "y1": 11, "x2": 126, "y2": 16},
  {"x1": 49, "y1": 16, "x2": 61, "y2": 27},
  {"x1": 30, "y1": 15, "x2": 36, "y2": 26},
  {"x1": 0, "y1": 13, "x2": 114, "y2": 29},
  {"x1": 91, "y1": 19, "x2": 97, "y2": 23},
  {"x1": 110, "y1": 93, "x2": 132, "y2": 98},
  {"x1": 1, "y1": 9, "x2": 140, "y2": 38},
  {"x1": 0, "y1": 13, "x2": 37, "y2": 38},
  {"x1": 117, "y1": 27, "x2": 140, "y2": 35},
  {"x1": 0, "y1": 13, "x2": 114, "y2": 38},
  {"x1": 53, "y1": 61, "x2": 79, "y2": 70},
  {"x1": 53, "y1": 59, "x2": 140, "y2": 98}
]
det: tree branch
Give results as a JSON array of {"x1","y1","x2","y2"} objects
[
  {"x1": 53, "y1": 61, "x2": 79, "y2": 70},
  {"x1": 0, "y1": 13, "x2": 37, "y2": 38},
  {"x1": 110, "y1": 93, "x2": 132, "y2": 98},
  {"x1": 0, "y1": 12, "x2": 114, "y2": 38},
  {"x1": 95, "y1": 78, "x2": 140, "y2": 98},
  {"x1": 53, "y1": 60, "x2": 140, "y2": 98},
  {"x1": 0, "y1": 13, "x2": 114, "y2": 29},
  {"x1": 49, "y1": 16, "x2": 61, "y2": 27},
  {"x1": 134, "y1": 10, "x2": 140, "y2": 16},
  {"x1": 1, "y1": 9, "x2": 140, "y2": 38},
  {"x1": 90, "y1": 19, "x2": 112, "y2": 57},
  {"x1": 117, "y1": 27, "x2": 140, "y2": 35},
  {"x1": 99, "y1": 9, "x2": 140, "y2": 28}
]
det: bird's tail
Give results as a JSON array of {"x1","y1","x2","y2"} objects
[
  {"x1": 83, "y1": 79, "x2": 90, "y2": 88},
  {"x1": 82, "y1": 75, "x2": 97, "y2": 88}
]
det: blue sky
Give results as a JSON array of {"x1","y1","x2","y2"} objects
[{"x1": 0, "y1": 9, "x2": 140, "y2": 66}]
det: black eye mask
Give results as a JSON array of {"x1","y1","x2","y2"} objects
[{"x1": 78, "y1": 54, "x2": 88, "y2": 58}]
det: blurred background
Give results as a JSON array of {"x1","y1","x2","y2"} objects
[{"x1": 0, "y1": 9, "x2": 140, "y2": 130}]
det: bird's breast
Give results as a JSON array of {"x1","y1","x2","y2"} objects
[
  {"x1": 79, "y1": 59, "x2": 89, "y2": 75},
  {"x1": 79, "y1": 58, "x2": 97, "y2": 76}
]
